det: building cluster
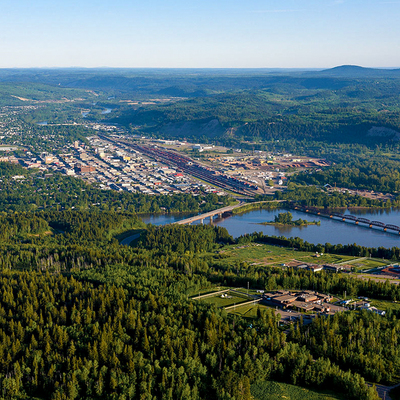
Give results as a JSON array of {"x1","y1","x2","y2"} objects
[
  {"x1": 380, "y1": 265, "x2": 400, "y2": 277},
  {"x1": 355, "y1": 301, "x2": 386, "y2": 316},
  {"x1": 341, "y1": 298, "x2": 386, "y2": 316},
  {"x1": 262, "y1": 290, "x2": 386, "y2": 317},
  {"x1": 207, "y1": 152, "x2": 328, "y2": 172},
  {"x1": 14, "y1": 135, "x2": 226, "y2": 196},
  {"x1": 263, "y1": 290, "x2": 340, "y2": 314}
]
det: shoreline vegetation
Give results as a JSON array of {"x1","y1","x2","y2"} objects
[
  {"x1": 231, "y1": 200, "x2": 282, "y2": 214},
  {"x1": 258, "y1": 219, "x2": 320, "y2": 227},
  {"x1": 258, "y1": 211, "x2": 320, "y2": 227}
]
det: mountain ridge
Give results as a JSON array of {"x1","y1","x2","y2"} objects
[{"x1": 315, "y1": 65, "x2": 400, "y2": 77}]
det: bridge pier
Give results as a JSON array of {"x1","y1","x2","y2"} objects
[
  {"x1": 218, "y1": 213, "x2": 222, "y2": 218},
  {"x1": 200, "y1": 219, "x2": 204, "y2": 224}
]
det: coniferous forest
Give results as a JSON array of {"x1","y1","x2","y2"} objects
[{"x1": 1, "y1": 202, "x2": 399, "y2": 399}]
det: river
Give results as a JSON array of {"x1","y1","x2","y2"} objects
[{"x1": 140, "y1": 208, "x2": 400, "y2": 248}]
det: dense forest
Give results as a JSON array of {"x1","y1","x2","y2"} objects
[
  {"x1": 292, "y1": 152, "x2": 400, "y2": 194},
  {"x1": 0, "y1": 213, "x2": 383, "y2": 400},
  {"x1": 292, "y1": 311, "x2": 400, "y2": 384},
  {"x1": 98, "y1": 76, "x2": 400, "y2": 147},
  {"x1": 273, "y1": 184, "x2": 398, "y2": 208},
  {"x1": 0, "y1": 270, "x2": 379, "y2": 400},
  {"x1": 140, "y1": 224, "x2": 234, "y2": 254}
]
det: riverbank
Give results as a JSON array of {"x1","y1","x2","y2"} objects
[{"x1": 231, "y1": 200, "x2": 284, "y2": 214}]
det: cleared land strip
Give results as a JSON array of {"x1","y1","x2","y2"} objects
[
  {"x1": 337, "y1": 257, "x2": 367, "y2": 265},
  {"x1": 192, "y1": 289, "x2": 229, "y2": 300},
  {"x1": 224, "y1": 298, "x2": 263, "y2": 310},
  {"x1": 230, "y1": 288, "x2": 259, "y2": 299}
]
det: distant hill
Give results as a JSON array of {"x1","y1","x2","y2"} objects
[
  {"x1": 315, "y1": 65, "x2": 400, "y2": 78},
  {"x1": 157, "y1": 86, "x2": 209, "y2": 97}
]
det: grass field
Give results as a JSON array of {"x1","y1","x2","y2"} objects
[
  {"x1": 251, "y1": 381, "x2": 346, "y2": 400},
  {"x1": 200, "y1": 293, "x2": 249, "y2": 308},
  {"x1": 351, "y1": 258, "x2": 389, "y2": 271},
  {"x1": 188, "y1": 287, "x2": 229, "y2": 297},
  {"x1": 369, "y1": 299, "x2": 400, "y2": 312},
  {"x1": 213, "y1": 243, "x2": 359, "y2": 267},
  {"x1": 228, "y1": 303, "x2": 272, "y2": 319}
]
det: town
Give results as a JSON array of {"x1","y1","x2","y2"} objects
[{"x1": 0, "y1": 103, "x2": 332, "y2": 198}]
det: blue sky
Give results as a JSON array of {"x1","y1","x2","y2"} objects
[{"x1": 1, "y1": 0, "x2": 399, "y2": 68}]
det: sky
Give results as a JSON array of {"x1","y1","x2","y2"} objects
[{"x1": 0, "y1": 0, "x2": 399, "y2": 68}]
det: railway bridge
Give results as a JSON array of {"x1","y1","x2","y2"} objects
[{"x1": 292, "y1": 204, "x2": 400, "y2": 234}]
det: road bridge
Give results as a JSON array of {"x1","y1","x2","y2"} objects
[
  {"x1": 174, "y1": 201, "x2": 285, "y2": 225},
  {"x1": 174, "y1": 202, "x2": 246, "y2": 225}
]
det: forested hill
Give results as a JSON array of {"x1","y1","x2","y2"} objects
[
  {"x1": 2, "y1": 68, "x2": 400, "y2": 145},
  {"x1": 316, "y1": 65, "x2": 400, "y2": 78},
  {"x1": 103, "y1": 76, "x2": 400, "y2": 145}
]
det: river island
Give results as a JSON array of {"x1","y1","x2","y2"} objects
[{"x1": 258, "y1": 211, "x2": 320, "y2": 227}]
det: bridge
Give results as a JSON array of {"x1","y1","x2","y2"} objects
[
  {"x1": 174, "y1": 200, "x2": 284, "y2": 225},
  {"x1": 291, "y1": 204, "x2": 400, "y2": 234},
  {"x1": 174, "y1": 202, "x2": 246, "y2": 225}
]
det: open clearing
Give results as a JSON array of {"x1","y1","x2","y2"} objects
[
  {"x1": 213, "y1": 243, "x2": 359, "y2": 267},
  {"x1": 251, "y1": 381, "x2": 346, "y2": 400},
  {"x1": 200, "y1": 293, "x2": 249, "y2": 308}
]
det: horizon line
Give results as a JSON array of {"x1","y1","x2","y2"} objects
[{"x1": 0, "y1": 65, "x2": 399, "y2": 71}]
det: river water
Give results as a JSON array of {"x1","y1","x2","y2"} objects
[{"x1": 140, "y1": 208, "x2": 400, "y2": 248}]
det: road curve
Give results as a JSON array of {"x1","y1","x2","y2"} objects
[{"x1": 120, "y1": 233, "x2": 141, "y2": 246}]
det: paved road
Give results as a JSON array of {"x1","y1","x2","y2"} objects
[
  {"x1": 174, "y1": 202, "x2": 245, "y2": 225},
  {"x1": 120, "y1": 233, "x2": 141, "y2": 246},
  {"x1": 368, "y1": 382, "x2": 400, "y2": 400},
  {"x1": 174, "y1": 200, "x2": 286, "y2": 225}
]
